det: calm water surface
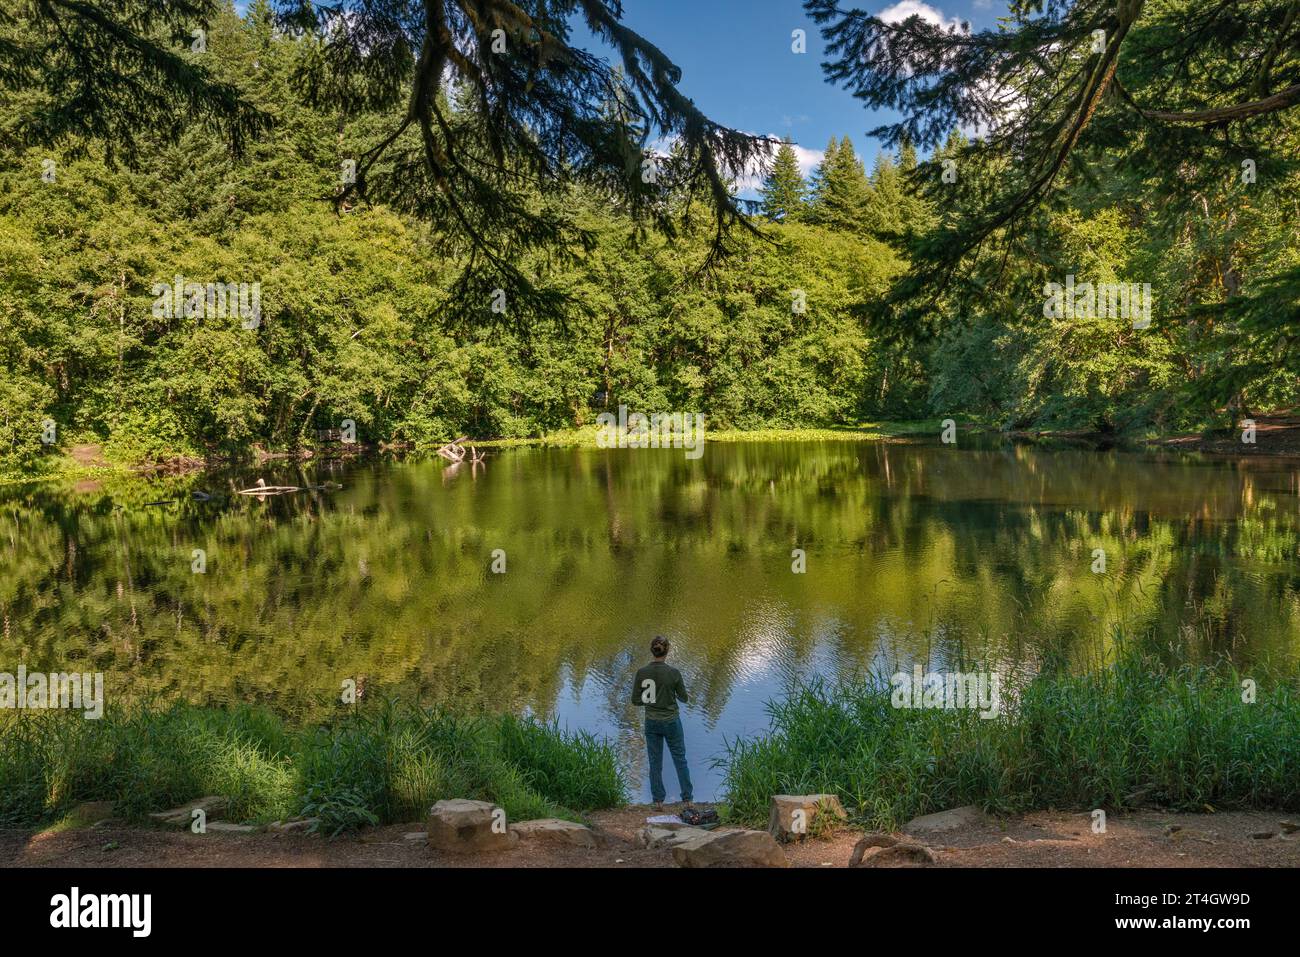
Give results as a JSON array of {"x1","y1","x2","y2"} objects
[{"x1": 3, "y1": 440, "x2": 1299, "y2": 800}]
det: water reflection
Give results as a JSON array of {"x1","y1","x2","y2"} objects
[{"x1": 1, "y1": 441, "x2": 1298, "y2": 799}]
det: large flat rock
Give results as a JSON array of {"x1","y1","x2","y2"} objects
[
  {"x1": 671, "y1": 829, "x2": 787, "y2": 868},
  {"x1": 638, "y1": 825, "x2": 705, "y2": 849},
  {"x1": 510, "y1": 818, "x2": 597, "y2": 848},
  {"x1": 904, "y1": 805, "x2": 988, "y2": 833}
]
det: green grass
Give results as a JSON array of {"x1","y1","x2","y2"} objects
[
  {"x1": 717, "y1": 654, "x2": 1300, "y2": 831},
  {"x1": 0, "y1": 699, "x2": 627, "y2": 835},
  {"x1": 471, "y1": 420, "x2": 951, "y2": 450}
]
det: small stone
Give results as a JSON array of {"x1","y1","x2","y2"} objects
[
  {"x1": 267, "y1": 818, "x2": 319, "y2": 834},
  {"x1": 1249, "y1": 831, "x2": 1276, "y2": 840},
  {"x1": 403, "y1": 832, "x2": 426, "y2": 842},
  {"x1": 204, "y1": 822, "x2": 257, "y2": 834},
  {"x1": 1279, "y1": 821, "x2": 1298, "y2": 834},
  {"x1": 767, "y1": 794, "x2": 848, "y2": 843}
]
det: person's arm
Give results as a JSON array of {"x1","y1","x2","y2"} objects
[
  {"x1": 631, "y1": 669, "x2": 645, "y2": 707},
  {"x1": 675, "y1": 670, "x2": 688, "y2": 704}
]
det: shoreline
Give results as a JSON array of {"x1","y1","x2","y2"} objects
[
  {"x1": 5, "y1": 806, "x2": 1298, "y2": 869},
  {"x1": 7, "y1": 413, "x2": 1300, "y2": 489}
]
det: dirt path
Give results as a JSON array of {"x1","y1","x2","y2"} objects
[
  {"x1": 3, "y1": 807, "x2": 1297, "y2": 868},
  {"x1": 1151, "y1": 412, "x2": 1300, "y2": 456}
]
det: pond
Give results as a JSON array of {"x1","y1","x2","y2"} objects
[{"x1": 3, "y1": 439, "x2": 1299, "y2": 801}]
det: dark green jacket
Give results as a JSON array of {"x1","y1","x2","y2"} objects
[{"x1": 631, "y1": 660, "x2": 688, "y2": 721}]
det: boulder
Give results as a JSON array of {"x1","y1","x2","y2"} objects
[
  {"x1": 149, "y1": 796, "x2": 229, "y2": 829},
  {"x1": 768, "y1": 794, "x2": 848, "y2": 842},
  {"x1": 427, "y1": 799, "x2": 517, "y2": 853},
  {"x1": 510, "y1": 819, "x2": 598, "y2": 849},
  {"x1": 671, "y1": 829, "x2": 786, "y2": 868},
  {"x1": 904, "y1": 805, "x2": 987, "y2": 834}
]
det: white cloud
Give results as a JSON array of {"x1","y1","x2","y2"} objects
[
  {"x1": 731, "y1": 136, "x2": 825, "y2": 197},
  {"x1": 790, "y1": 143, "x2": 825, "y2": 177},
  {"x1": 878, "y1": 1, "x2": 964, "y2": 31}
]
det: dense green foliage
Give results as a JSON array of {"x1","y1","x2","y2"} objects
[
  {"x1": 721, "y1": 655, "x2": 1300, "y2": 830},
  {"x1": 0, "y1": 1, "x2": 1297, "y2": 480},
  {"x1": 0, "y1": 699, "x2": 626, "y2": 832}
]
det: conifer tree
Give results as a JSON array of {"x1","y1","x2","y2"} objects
[
  {"x1": 759, "y1": 139, "x2": 807, "y2": 222},
  {"x1": 807, "y1": 136, "x2": 871, "y2": 231},
  {"x1": 1, "y1": 0, "x2": 772, "y2": 319}
]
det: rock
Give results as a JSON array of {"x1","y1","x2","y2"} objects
[
  {"x1": 149, "y1": 796, "x2": 229, "y2": 828},
  {"x1": 510, "y1": 819, "x2": 598, "y2": 848},
  {"x1": 767, "y1": 794, "x2": 848, "y2": 842},
  {"x1": 427, "y1": 799, "x2": 517, "y2": 853},
  {"x1": 638, "y1": 825, "x2": 703, "y2": 849},
  {"x1": 204, "y1": 822, "x2": 258, "y2": 835},
  {"x1": 404, "y1": 832, "x2": 426, "y2": 842},
  {"x1": 1249, "y1": 831, "x2": 1276, "y2": 840},
  {"x1": 847, "y1": 833, "x2": 898, "y2": 866},
  {"x1": 267, "y1": 818, "x2": 319, "y2": 834},
  {"x1": 671, "y1": 829, "x2": 786, "y2": 868},
  {"x1": 904, "y1": 805, "x2": 987, "y2": 834},
  {"x1": 851, "y1": 842, "x2": 939, "y2": 867},
  {"x1": 70, "y1": 801, "x2": 116, "y2": 824},
  {"x1": 1280, "y1": 821, "x2": 1298, "y2": 835}
]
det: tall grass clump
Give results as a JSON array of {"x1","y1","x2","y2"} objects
[
  {"x1": 0, "y1": 698, "x2": 627, "y2": 835},
  {"x1": 0, "y1": 701, "x2": 296, "y2": 826},
  {"x1": 719, "y1": 655, "x2": 1300, "y2": 830}
]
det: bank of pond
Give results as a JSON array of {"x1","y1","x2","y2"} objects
[{"x1": 3, "y1": 655, "x2": 1297, "y2": 836}]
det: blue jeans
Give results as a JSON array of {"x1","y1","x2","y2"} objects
[{"x1": 645, "y1": 717, "x2": 693, "y2": 803}]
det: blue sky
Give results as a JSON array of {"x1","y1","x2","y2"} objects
[
  {"x1": 571, "y1": 0, "x2": 1008, "y2": 179},
  {"x1": 234, "y1": 0, "x2": 1008, "y2": 181}
]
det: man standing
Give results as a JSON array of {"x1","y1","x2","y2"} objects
[{"x1": 632, "y1": 636, "x2": 693, "y2": 810}]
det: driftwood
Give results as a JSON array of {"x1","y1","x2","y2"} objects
[
  {"x1": 438, "y1": 437, "x2": 486, "y2": 465},
  {"x1": 436, "y1": 437, "x2": 469, "y2": 462},
  {"x1": 237, "y1": 478, "x2": 301, "y2": 496}
]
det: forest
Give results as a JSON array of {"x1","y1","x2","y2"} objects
[{"x1": 0, "y1": 0, "x2": 1296, "y2": 478}]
